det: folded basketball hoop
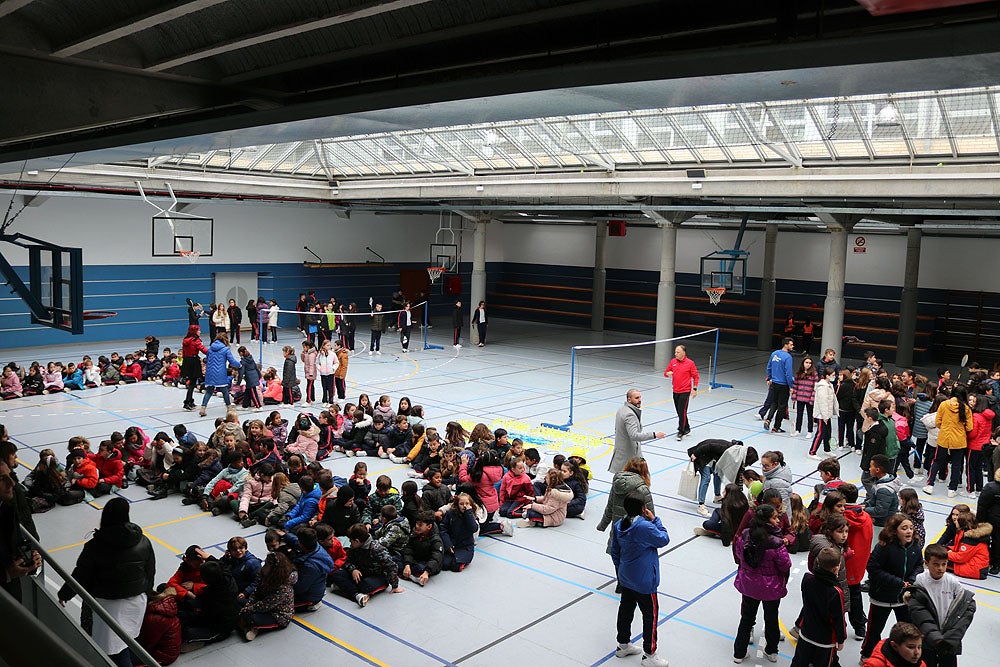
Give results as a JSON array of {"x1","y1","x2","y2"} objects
[
  {"x1": 706, "y1": 287, "x2": 726, "y2": 306},
  {"x1": 427, "y1": 267, "x2": 446, "y2": 283},
  {"x1": 179, "y1": 250, "x2": 200, "y2": 263}
]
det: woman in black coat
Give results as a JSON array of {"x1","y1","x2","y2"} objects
[{"x1": 58, "y1": 497, "x2": 155, "y2": 666}]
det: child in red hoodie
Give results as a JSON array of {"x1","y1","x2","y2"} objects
[
  {"x1": 315, "y1": 523, "x2": 348, "y2": 584},
  {"x1": 966, "y1": 396, "x2": 994, "y2": 498},
  {"x1": 840, "y1": 483, "x2": 874, "y2": 640},
  {"x1": 121, "y1": 354, "x2": 143, "y2": 383}
]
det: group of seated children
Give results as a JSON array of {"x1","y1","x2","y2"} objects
[{"x1": 1, "y1": 337, "x2": 183, "y2": 400}]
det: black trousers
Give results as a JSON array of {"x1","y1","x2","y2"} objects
[
  {"x1": 765, "y1": 384, "x2": 791, "y2": 428},
  {"x1": 861, "y1": 604, "x2": 910, "y2": 658},
  {"x1": 616, "y1": 587, "x2": 658, "y2": 656},
  {"x1": 734, "y1": 595, "x2": 780, "y2": 658},
  {"x1": 790, "y1": 640, "x2": 837, "y2": 667},
  {"x1": 673, "y1": 392, "x2": 691, "y2": 435}
]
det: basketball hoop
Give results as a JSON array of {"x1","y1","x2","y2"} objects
[
  {"x1": 82, "y1": 310, "x2": 118, "y2": 321},
  {"x1": 179, "y1": 250, "x2": 200, "y2": 264},
  {"x1": 427, "y1": 267, "x2": 446, "y2": 284},
  {"x1": 706, "y1": 287, "x2": 726, "y2": 306}
]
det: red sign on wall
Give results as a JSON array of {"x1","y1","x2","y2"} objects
[{"x1": 853, "y1": 236, "x2": 867, "y2": 254}]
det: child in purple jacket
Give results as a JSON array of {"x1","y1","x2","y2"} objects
[{"x1": 733, "y1": 503, "x2": 792, "y2": 663}]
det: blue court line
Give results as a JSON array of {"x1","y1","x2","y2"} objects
[
  {"x1": 671, "y1": 616, "x2": 794, "y2": 660},
  {"x1": 63, "y1": 391, "x2": 157, "y2": 432},
  {"x1": 482, "y1": 535, "x2": 688, "y2": 603},
  {"x1": 322, "y1": 600, "x2": 459, "y2": 667}
]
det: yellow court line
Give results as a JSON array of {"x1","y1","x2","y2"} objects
[
  {"x1": 143, "y1": 531, "x2": 181, "y2": 554},
  {"x1": 778, "y1": 617, "x2": 796, "y2": 647},
  {"x1": 144, "y1": 512, "x2": 210, "y2": 530},
  {"x1": 49, "y1": 540, "x2": 89, "y2": 553},
  {"x1": 293, "y1": 615, "x2": 390, "y2": 667}
]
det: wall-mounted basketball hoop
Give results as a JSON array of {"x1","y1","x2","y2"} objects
[
  {"x1": 179, "y1": 250, "x2": 201, "y2": 263},
  {"x1": 705, "y1": 287, "x2": 726, "y2": 306},
  {"x1": 427, "y1": 267, "x2": 446, "y2": 284},
  {"x1": 82, "y1": 310, "x2": 118, "y2": 321}
]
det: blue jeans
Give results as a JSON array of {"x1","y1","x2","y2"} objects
[
  {"x1": 697, "y1": 465, "x2": 721, "y2": 504},
  {"x1": 201, "y1": 384, "x2": 232, "y2": 407}
]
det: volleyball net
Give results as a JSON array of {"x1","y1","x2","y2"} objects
[{"x1": 541, "y1": 327, "x2": 730, "y2": 431}]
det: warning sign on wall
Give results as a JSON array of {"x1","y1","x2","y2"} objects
[{"x1": 853, "y1": 236, "x2": 867, "y2": 254}]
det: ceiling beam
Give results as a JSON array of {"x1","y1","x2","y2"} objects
[
  {"x1": 145, "y1": 0, "x2": 436, "y2": 73},
  {"x1": 52, "y1": 0, "x2": 231, "y2": 57},
  {"x1": 0, "y1": 0, "x2": 34, "y2": 20}
]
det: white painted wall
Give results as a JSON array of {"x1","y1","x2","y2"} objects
[
  {"x1": 0, "y1": 195, "x2": 446, "y2": 266},
  {"x1": 495, "y1": 221, "x2": 993, "y2": 291}
]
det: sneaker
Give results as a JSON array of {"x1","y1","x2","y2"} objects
[
  {"x1": 345, "y1": 450, "x2": 356, "y2": 457},
  {"x1": 764, "y1": 653, "x2": 777, "y2": 663},
  {"x1": 989, "y1": 565, "x2": 1000, "y2": 575},
  {"x1": 789, "y1": 625, "x2": 800, "y2": 640},
  {"x1": 576, "y1": 510, "x2": 586, "y2": 520},
  {"x1": 407, "y1": 469, "x2": 422, "y2": 478},
  {"x1": 733, "y1": 658, "x2": 744, "y2": 664},
  {"x1": 240, "y1": 518, "x2": 257, "y2": 528},
  {"x1": 500, "y1": 519, "x2": 516, "y2": 537},
  {"x1": 808, "y1": 454, "x2": 823, "y2": 461},
  {"x1": 970, "y1": 491, "x2": 979, "y2": 499},
  {"x1": 712, "y1": 495, "x2": 724, "y2": 504},
  {"x1": 244, "y1": 628, "x2": 258, "y2": 642},
  {"x1": 183, "y1": 405, "x2": 195, "y2": 411},
  {"x1": 696, "y1": 504, "x2": 709, "y2": 516},
  {"x1": 181, "y1": 497, "x2": 197, "y2": 506},
  {"x1": 368, "y1": 351, "x2": 373, "y2": 356},
  {"x1": 910, "y1": 476, "x2": 924, "y2": 484},
  {"x1": 478, "y1": 343, "x2": 484, "y2": 347},
  {"x1": 454, "y1": 344, "x2": 462, "y2": 349},
  {"x1": 692, "y1": 527, "x2": 711, "y2": 537},
  {"x1": 409, "y1": 574, "x2": 426, "y2": 587},
  {"x1": 771, "y1": 427, "x2": 786, "y2": 433},
  {"x1": 641, "y1": 654, "x2": 668, "y2": 667},
  {"x1": 388, "y1": 455, "x2": 408, "y2": 464},
  {"x1": 854, "y1": 628, "x2": 866, "y2": 640},
  {"x1": 791, "y1": 430, "x2": 800, "y2": 436},
  {"x1": 355, "y1": 593, "x2": 369, "y2": 608},
  {"x1": 854, "y1": 448, "x2": 862, "y2": 455},
  {"x1": 305, "y1": 601, "x2": 322, "y2": 612},
  {"x1": 754, "y1": 413, "x2": 763, "y2": 421},
  {"x1": 517, "y1": 519, "x2": 533, "y2": 528},
  {"x1": 948, "y1": 489, "x2": 957, "y2": 498},
  {"x1": 616, "y1": 643, "x2": 642, "y2": 658},
  {"x1": 376, "y1": 350, "x2": 382, "y2": 355},
  {"x1": 149, "y1": 489, "x2": 169, "y2": 500},
  {"x1": 763, "y1": 420, "x2": 770, "y2": 431},
  {"x1": 677, "y1": 434, "x2": 683, "y2": 441},
  {"x1": 211, "y1": 507, "x2": 222, "y2": 516},
  {"x1": 198, "y1": 407, "x2": 206, "y2": 417}
]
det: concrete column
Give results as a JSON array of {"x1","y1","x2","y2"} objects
[
  {"x1": 820, "y1": 228, "x2": 849, "y2": 360},
  {"x1": 592, "y1": 220, "x2": 607, "y2": 331},
  {"x1": 757, "y1": 223, "x2": 778, "y2": 350},
  {"x1": 653, "y1": 223, "x2": 677, "y2": 369},
  {"x1": 896, "y1": 227, "x2": 922, "y2": 367},
  {"x1": 470, "y1": 219, "x2": 487, "y2": 313}
]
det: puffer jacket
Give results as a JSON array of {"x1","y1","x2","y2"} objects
[
  {"x1": 284, "y1": 484, "x2": 322, "y2": 530},
  {"x1": 205, "y1": 464, "x2": 249, "y2": 498},
  {"x1": 867, "y1": 540, "x2": 923, "y2": 606},
  {"x1": 362, "y1": 487, "x2": 403, "y2": 525},
  {"x1": 68, "y1": 457, "x2": 99, "y2": 490},
  {"x1": 597, "y1": 471, "x2": 654, "y2": 532},
  {"x1": 977, "y1": 469, "x2": 1000, "y2": 530},
  {"x1": 611, "y1": 514, "x2": 671, "y2": 594},
  {"x1": 525, "y1": 482, "x2": 573, "y2": 527},
  {"x1": 499, "y1": 470, "x2": 535, "y2": 505},
  {"x1": 734, "y1": 525, "x2": 791, "y2": 601},
  {"x1": 285, "y1": 424, "x2": 319, "y2": 462},
  {"x1": 947, "y1": 523, "x2": 993, "y2": 580},
  {"x1": 862, "y1": 387, "x2": 893, "y2": 413},
  {"x1": 968, "y1": 409, "x2": 994, "y2": 450},
  {"x1": 843, "y1": 505, "x2": 873, "y2": 585},
  {"x1": 864, "y1": 474, "x2": 902, "y2": 527},
  {"x1": 459, "y1": 464, "x2": 503, "y2": 514},
  {"x1": 264, "y1": 482, "x2": 301, "y2": 526},
  {"x1": 808, "y1": 533, "x2": 850, "y2": 613},
  {"x1": 936, "y1": 397, "x2": 974, "y2": 450},
  {"x1": 58, "y1": 522, "x2": 156, "y2": 601},
  {"x1": 221, "y1": 550, "x2": 262, "y2": 597},
  {"x1": 905, "y1": 572, "x2": 976, "y2": 657},
  {"x1": 813, "y1": 378, "x2": 836, "y2": 421},
  {"x1": 239, "y1": 475, "x2": 274, "y2": 513},
  {"x1": 862, "y1": 639, "x2": 926, "y2": 667},
  {"x1": 94, "y1": 449, "x2": 124, "y2": 487},
  {"x1": 373, "y1": 515, "x2": 411, "y2": 555},
  {"x1": 204, "y1": 339, "x2": 239, "y2": 386},
  {"x1": 137, "y1": 594, "x2": 181, "y2": 666},
  {"x1": 762, "y1": 463, "x2": 793, "y2": 518},
  {"x1": 300, "y1": 348, "x2": 317, "y2": 380}
]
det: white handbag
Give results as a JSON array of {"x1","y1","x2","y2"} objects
[{"x1": 677, "y1": 462, "x2": 700, "y2": 502}]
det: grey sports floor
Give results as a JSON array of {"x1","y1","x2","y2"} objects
[{"x1": 4, "y1": 319, "x2": 996, "y2": 666}]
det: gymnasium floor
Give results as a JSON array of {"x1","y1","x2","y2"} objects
[{"x1": 3, "y1": 319, "x2": 996, "y2": 666}]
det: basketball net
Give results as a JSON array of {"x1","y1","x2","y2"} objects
[
  {"x1": 179, "y1": 250, "x2": 201, "y2": 264},
  {"x1": 706, "y1": 287, "x2": 725, "y2": 306},
  {"x1": 427, "y1": 267, "x2": 445, "y2": 283}
]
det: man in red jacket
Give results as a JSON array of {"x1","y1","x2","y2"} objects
[{"x1": 664, "y1": 344, "x2": 700, "y2": 441}]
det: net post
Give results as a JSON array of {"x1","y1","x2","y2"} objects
[
  {"x1": 258, "y1": 309, "x2": 264, "y2": 365},
  {"x1": 542, "y1": 346, "x2": 575, "y2": 431},
  {"x1": 710, "y1": 327, "x2": 733, "y2": 389},
  {"x1": 422, "y1": 299, "x2": 443, "y2": 350}
]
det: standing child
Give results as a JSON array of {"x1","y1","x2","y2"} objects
[
  {"x1": 300, "y1": 341, "x2": 317, "y2": 406},
  {"x1": 837, "y1": 368, "x2": 860, "y2": 451},
  {"x1": 787, "y1": 493, "x2": 812, "y2": 554},
  {"x1": 316, "y1": 340, "x2": 337, "y2": 406},
  {"x1": 610, "y1": 492, "x2": 671, "y2": 667},
  {"x1": 792, "y1": 357, "x2": 818, "y2": 437},
  {"x1": 733, "y1": 503, "x2": 791, "y2": 664},
  {"x1": 966, "y1": 394, "x2": 994, "y2": 498},
  {"x1": 905, "y1": 543, "x2": 976, "y2": 667},
  {"x1": 789, "y1": 547, "x2": 846, "y2": 667},
  {"x1": 267, "y1": 300, "x2": 279, "y2": 343},
  {"x1": 281, "y1": 346, "x2": 297, "y2": 406},
  {"x1": 369, "y1": 302, "x2": 386, "y2": 355},
  {"x1": 861, "y1": 513, "x2": 924, "y2": 661},
  {"x1": 333, "y1": 340, "x2": 349, "y2": 400},
  {"x1": 899, "y1": 488, "x2": 926, "y2": 547},
  {"x1": 866, "y1": 454, "x2": 902, "y2": 527},
  {"x1": 810, "y1": 366, "x2": 837, "y2": 458}
]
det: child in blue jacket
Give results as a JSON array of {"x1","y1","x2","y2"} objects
[{"x1": 611, "y1": 492, "x2": 671, "y2": 667}]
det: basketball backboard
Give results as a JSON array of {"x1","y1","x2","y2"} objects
[
  {"x1": 152, "y1": 215, "x2": 214, "y2": 257},
  {"x1": 0, "y1": 233, "x2": 84, "y2": 334}
]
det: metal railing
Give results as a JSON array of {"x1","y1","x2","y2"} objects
[{"x1": 19, "y1": 526, "x2": 162, "y2": 667}]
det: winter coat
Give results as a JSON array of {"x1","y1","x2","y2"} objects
[
  {"x1": 362, "y1": 487, "x2": 403, "y2": 525},
  {"x1": 300, "y1": 348, "x2": 317, "y2": 380},
  {"x1": 862, "y1": 388, "x2": 893, "y2": 413},
  {"x1": 459, "y1": 464, "x2": 503, "y2": 514},
  {"x1": 212, "y1": 308, "x2": 230, "y2": 332},
  {"x1": 196, "y1": 569, "x2": 239, "y2": 637},
  {"x1": 42, "y1": 369, "x2": 64, "y2": 390},
  {"x1": 813, "y1": 378, "x2": 836, "y2": 421},
  {"x1": 403, "y1": 527, "x2": 445, "y2": 574},
  {"x1": 968, "y1": 409, "x2": 994, "y2": 450},
  {"x1": 263, "y1": 378, "x2": 282, "y2": 401},
  {"x1": 281, "y1": 356, "x2": 297, "y2": 386},
  {"x1": 878, "y1": 414, "x2": 901, "y2": 460},
  {"x1": 525, "y1": 482, "x2": 573, "y2": 527},
  {"x1": 322, "y1": 493, "x2": 361, "y2": 536},
  {"x1": 344, "y1": 536, "x2": 399, "y2": 587},
  {"x1": 836, "y1": 380, "x2": 860, "y2": 412},
  {"x1": 499, "y1": 470, "x2": 535, "y2": 504},
  {"x1": 905, "y1": 572, "x2": 976, "y2": 657},
  {"x1": 609, "y1": 402, "x2": 656, "y2": 472},
  {"x1": 236, "y1": 354, "x2": 262, "y2": 388},
  {"x1": 867, "y1": 540, "x2": 923, "y2": 606},
  {"x1": 421, "y1": 483, "x2": 454, "y2": 513},
  {"x1": 936, "y1": 398, "x2": 974, "y2": 451},
  {"x1": 861, "y1": 421, "x2": 889, "y2": 471},
  {"x1": 947, "y1": 523, "x2": 993, "y2": 579},
  {"x1": 316, "y1": 351, "x2": 337, "y2": 377},
  {"x1": 863, "y1": 639, "x2": 929, "y2": 667},
  {"x1": 797, "y1": 569, "x2": 847, "y2": 648},
  {"x1": 242, "y1": 570, "x2": 297, "y2": 628},
  {"x1": 137, "y1": 595, "x2": 181, "y2": 666},
  {"x1": 221, "y1": 550, "x2": 262, "y2": 597},
  {"x1": 94, "y1": 449, "x2": 125, "y2": 488},
  {"x1": 287, "y1": 538, "x2": 334, "y2": 603},
  {"x1": 373, "y1": 515, "x2": 411, "y2": 555},
  {"x1": 265, "y1": 483, "x2": 301, "y2": 526},
  {"x1": 284, "y1": 484, "x2": 322, "y2": 530},
  {"x1": 864, "y1": 474, "x2": 902, "y2": 526},
  {"x1": 734, "y1": 525, "x2": 791, "y2": 601},
  {"x1": 611, "y1": 515, "x2": 670, "y2": 594},
  {"x1": 762, "y1": 463, "x2": 793, "y2": 518},
  {"x1": 204, "y1": 339, "x2": 239, "y2": 386},
  {"x1": 68, "y1": 457, "x2": 99, "y2": 490},
  {"x1": 912, "y1": 396, "x2": 932, "y2": 439},
  {"x1": 268, "y1": 418, "x2": 288, "y2": 448},
  {"x1": 687, "y1": 438, "x2": 739, "y2": 472},
  {"x1": 285, "y1": 424, "x2": 319, "y2": 463},
  {"x1": 976, "y1": 469, "x2": 1000, "y2": 530},
  {"x1": 57, "y1": 522, "x2": 156, "y2": 602},
  {"x1": 440, "y1": 508, "x2": 479, "y2": 563},
  {"x1": 1, "y1": 372, "x2": 22, "y2": 396},
  {"x1": 808, "y1": 533, "x2": 850, "y2": 613},
  {"x1": 598, "y1": 472, "x2": 654, "y2": 534},
  {"x1": 239, "y1": 475, "x2": 273, "y2": 514},
  {"x1": 164, "y1": 558, "x2": 208, "y2": 602},
  {"x1": 205, "y1": 465, "x2": 249, "y2": 499},
  {"x1": 565, "y1": 477, "x2": 587, "y2": 516}
]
